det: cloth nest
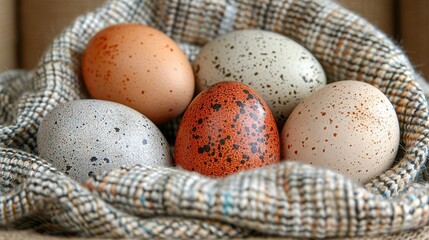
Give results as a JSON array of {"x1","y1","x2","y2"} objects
[{"x1": 1, "y1": 0, "x2": 429, "y2": 239}]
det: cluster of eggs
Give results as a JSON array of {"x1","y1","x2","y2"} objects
[{"x1": 37, "y1": 24, "x2": 400, "y2": 184}]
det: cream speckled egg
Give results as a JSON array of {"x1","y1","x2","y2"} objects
[
  {"x1": 281, "y1": 80, "x2": 400, "y2": 183},
  {"x1": 37, "y1": 99, "x2": 173, "y2": 182},
  {"x1": 193, "y1": 29, "x2": 326, "y2": 126}
]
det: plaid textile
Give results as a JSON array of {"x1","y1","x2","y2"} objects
[{"x1": 1, "y1": 0, "x2": 428, "y2": 239}]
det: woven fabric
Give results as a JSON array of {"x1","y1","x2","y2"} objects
[{"x1": 1, "y1": 0, "x2": 428, "y2": 239}]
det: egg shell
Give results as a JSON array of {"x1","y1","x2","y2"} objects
[
  {"x1": 174, "y1": 81, "x2": 281, "y2": 177},
  {"x1": 193, "y1": 29, "x2": 326, "y2": 127},
  {"x1": 37, "y1": 99, "x2": 173, "y2": 182},
  {"x1": 82, "y1": 24, "x2": 195, "y2": 124},
  {"x1": 281, "y1": 80, "x2": 400, "y2": 183}
]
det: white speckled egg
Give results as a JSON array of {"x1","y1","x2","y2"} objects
[
  {"x1": 281, "y1": 80, "x2": 400, "y2": 183},
  {"x1": 37, "y1": 99, "x2": 173, "y2": 182},
  {"x1": 193, "y1": 29, "x2": 326, "y2": 126}
]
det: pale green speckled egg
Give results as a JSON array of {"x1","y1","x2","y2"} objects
[{"x1": 193, "y1": 29, "x2": 326, "y2": 127}]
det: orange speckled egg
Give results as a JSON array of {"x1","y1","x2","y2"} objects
[
  {"x1": 174, "y1": 81, "x2": 281, "y2": 177},
  {"x1": 82, "y1": 24, "x2": 195, "y2": 124}
]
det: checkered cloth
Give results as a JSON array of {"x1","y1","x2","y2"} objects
[{"x1": 1, "y1": 0, "x2": 429, "y2": 239}]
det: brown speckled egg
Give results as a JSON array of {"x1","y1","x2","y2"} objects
[
  {"x1": 175, "y1": 81, "x2": 281, "y2": 177},
  {"x1": 281, "y1": 80, "x2": 400, "y2": 184},
  {"x1": 82, "y1": 24, "x2": 194, "y2": 124}
]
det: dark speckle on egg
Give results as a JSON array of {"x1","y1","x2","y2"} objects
[
  {"x1": 174, "y1": 81, "x2": 281, "y2": 177},
  {"x1": 65, "y1": 165, "x2": 72, "y2": 174}
]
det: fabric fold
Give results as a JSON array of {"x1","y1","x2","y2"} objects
[{"x1": 0, "y1": 0, "x2": 428, "y2": 238}]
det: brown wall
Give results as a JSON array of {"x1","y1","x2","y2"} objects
[
  {"x1": 0, "y1": 0, "x2": 16, "y2": 71},
  {"x1": 18, "y1": 0, "x2": 106, "y2": 69},
  {"x1": 399, "y1": 0, "x2": 429, "y2": 79}
]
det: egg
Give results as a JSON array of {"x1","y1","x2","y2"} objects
[
  {"x1": 174, "y1": 81, "x2": 280, "y2": 177},
  {"x1": 82, "y1": 24, "x2": 195, "y2": 124},
  {"x1": 37, "y1": 99, "x2": 173, "y2": 182},
  {"x1": 193, "y1": 29, "x2": 326, "y2": 127},
  {"x1": 281, "y1": 80, "x2": 400, "y2": 183}
]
